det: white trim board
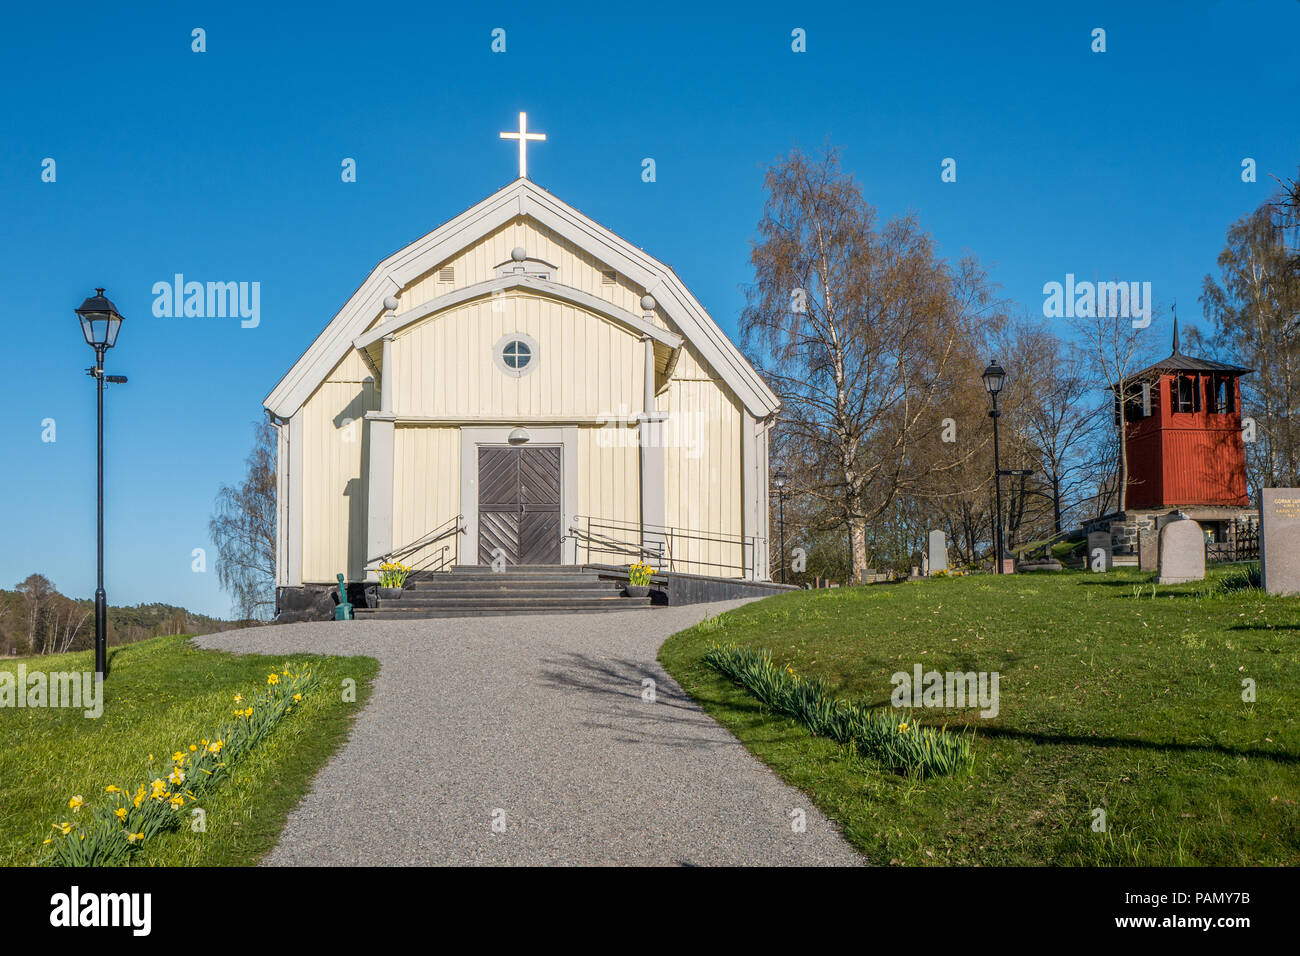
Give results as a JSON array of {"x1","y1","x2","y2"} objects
[{"x1": 353, "y1": 274, "x2": 682, "y2": 352}]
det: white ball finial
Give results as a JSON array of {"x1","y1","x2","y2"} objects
[
  {"x1": 383, "y1": 295, "x2": 399, "y2": 312},
  {"x1": 640, "y1": 294, "x2": 656, "y2": 312},
  {"x1": 511, "y1": 246, "x2": 527, "y2": 262}
]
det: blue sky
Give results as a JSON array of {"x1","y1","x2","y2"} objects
[{"x1": 2, "y1": 0, "x2": 1296, "y2": 617}]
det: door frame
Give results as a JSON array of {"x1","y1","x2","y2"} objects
[{"x1": 460, "y1": 426, "x2": 579, "y2": 566}]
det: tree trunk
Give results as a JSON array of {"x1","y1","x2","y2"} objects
[{"x1": 850, "y1": 517, "x2": 868, "y2": 583}]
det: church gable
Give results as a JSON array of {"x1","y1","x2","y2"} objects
[
  {"x1": 264, "y1": 178, "x2": 777, "y2": 420},
  {"x1": 396, "y1": 217, "x2": 658, "y2": 330}
]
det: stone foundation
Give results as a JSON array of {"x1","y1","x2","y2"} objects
[{"x1": 275, "y1": 583, "x2": 373, "y2": 623}]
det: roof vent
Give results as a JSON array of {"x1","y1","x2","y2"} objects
[
  {"x1": 601, "y1": 270, "x2": 616, "y2": 285},
  {"x1": 438, "y1": 267, "x2": 455, "y2": 283}
]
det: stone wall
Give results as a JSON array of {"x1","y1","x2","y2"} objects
[{"x1": 275, "y1": 583, "x2": 373, "y2": 623}]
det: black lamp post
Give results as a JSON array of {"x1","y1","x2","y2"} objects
[
  {"x1": 982, "y1": 360, "x2": 1006, "y2": 574},
  {"x1": 76, "y1": 289, "x2": 126, "y2": 680},
  {"x1": 772, "y1": 469, "x2": 790, "y2": 583}
]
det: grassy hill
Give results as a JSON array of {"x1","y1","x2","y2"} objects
[{"x1": 661, "y1": 565, "x2": 1299, "y2": 865}]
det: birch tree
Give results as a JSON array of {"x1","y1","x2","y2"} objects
[
  {"x1": 210, "y1": 421, "x2": 277, "y2": 620},
  {"x1": 741, "y1": 147, "x2": 996, "y2": 580},
  {"x1": 1202, "y1": 194, "x2": 1300, "y2": 491}
]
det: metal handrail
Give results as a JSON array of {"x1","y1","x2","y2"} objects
[
  {"x1": 569, "y1": 515, "x2": 760, "y2": 578},
  {"x1": 368, "y1": 514, "x2": 465, "y2": 575}
]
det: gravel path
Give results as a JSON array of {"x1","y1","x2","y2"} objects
[{"x1": 196, "y1": 602, "x2": 863, "y2": 866}]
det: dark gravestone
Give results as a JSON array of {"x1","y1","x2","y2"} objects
[
  {"x1": 1087, "y1": 531, "x2": 1113, "y2": 571},
  {"x1": 1017, "y1": 557, "x2": 1062, "y2": 572},
  {"x1": 1261, "y1": 488, "x2": 1300, "y2": 596},
  {"x1": 1138, "y1": 528, "x2": 1159, "y2": 572}
]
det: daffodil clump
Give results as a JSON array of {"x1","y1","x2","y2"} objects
[
  {"x1": 627, "y1": 561, "x2": 654, "y2": 587},
  {"x1": 702, "y1": 645, "x2": 974, "y2": 779},
  {"x1": 377, "y1": 561, "x2": 411, "y2": 589},
  {"x1": 43, "y1": 663, "x2": 318, "y2": 866}
]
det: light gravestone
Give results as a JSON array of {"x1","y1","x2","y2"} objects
[
  {"x1": 1157, "y1": 517, "x2": 1205, "y2": 584},
  {"x1": 1087, "y1": 531, "x2": 1113, "y2": 572},
  {"x1": 928, "y1": 530, "x2": 948, "y2": 575},
  {"x1": 1261, "y1": 488, "x2": 1300, "y2": 596}
]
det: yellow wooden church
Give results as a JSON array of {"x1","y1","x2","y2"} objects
[{"x1": 263, "y1": 117, "x2": 780, "y2": 613}]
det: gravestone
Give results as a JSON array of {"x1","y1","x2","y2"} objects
[
  {"x1": 1157, "y1": 517, "x2": 1205, "y2": 584},
  {"x1": 1261, "y1": 488, "x2": 1300, "y2": 596},
  {"x1": 1138, "y1": 528, "x2": 1159, "y2": 572},
  {"x1": 928, "y1": 530, "x2": 948, "y2": 574},
  {"x1": 1087, "y1": 530, "x2": 1113, "y2": 572}
]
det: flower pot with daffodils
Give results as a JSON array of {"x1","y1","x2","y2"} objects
[
  {"x1": 625, "y1": 561, "x2": 653, "y2": 598},
  {"x1": 377, "y1": 560, "x2": 411, "y2": 599}
]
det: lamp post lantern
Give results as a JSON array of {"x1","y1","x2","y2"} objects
[
  {"x1": 772, "y1": 469, "x2": 790, "y2": 584},
  {"x1": 75, "y1": 288, "x2": 126, "y2": 680},
  {"x1": 982, "y1": 360, "x2": 1007, "y2": 574}
]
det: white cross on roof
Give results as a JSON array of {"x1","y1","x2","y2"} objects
[{"x1": 499, "y1": 111, "x2": 546, "y2": 180}]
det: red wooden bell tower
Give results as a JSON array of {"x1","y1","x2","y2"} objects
[{"x1": 1119, "y1": 319, "x2": 1252, "y2": 510}]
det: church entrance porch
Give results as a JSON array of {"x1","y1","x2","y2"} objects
[{"x1": 476, "y1": 446, "x2": 562, "y2": 565}]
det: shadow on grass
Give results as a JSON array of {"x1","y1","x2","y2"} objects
[{"x1": 975, "y1": 725, "x2": 1300, "y2": 765}]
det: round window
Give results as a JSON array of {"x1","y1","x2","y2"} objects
[
  {"x1": 502, "y1": 339, "x2": 531, "y2": 369},
  {"x1": 494, "y1": 334, "x2": 538, "y2": 377}
]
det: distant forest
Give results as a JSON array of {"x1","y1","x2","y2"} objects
[{"x1": 0, "y1": 574, "x2": 233, "y2": 657}]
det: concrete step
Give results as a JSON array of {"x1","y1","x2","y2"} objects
[
  {"x1": 403, "y1": 579, "x2": 613, "y2": 592},
  {"x1": 373, "y1": 595, "x2": 644, "y2": 609},
  {"x1": 353, "y1": 601, "x2": 653, "y2": 619},
  {"x1": 402, "y1": 588, "x2": 624, "y2": 600},
  {"x1": 440, "y1": 564, "x2": 579, "y2": 574}
]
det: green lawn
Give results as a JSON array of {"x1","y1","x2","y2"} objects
[
  {"x1": 660, "y1": 567, "x2": 1300, "y2": 866},
  {"x1": 0, "y1": 635, "x2": 377, "y2": 866}
]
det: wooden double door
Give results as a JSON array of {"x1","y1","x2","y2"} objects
[{"x1": 477, "y1": 446, "x2": 562, "y2": 565}]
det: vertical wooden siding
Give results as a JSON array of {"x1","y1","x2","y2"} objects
[
  {"x1": 392, "y1": 425, "x2": 462, "y2": 568},
  {"x1": 299, "y1": 351, "x2": 378, "y2": 582},
  {"x1": 391, "y1": 296, "x2": 643, "y2": 419},
  {"x1": 662, "y1": 344, "x2": 743, "y2": 575}
]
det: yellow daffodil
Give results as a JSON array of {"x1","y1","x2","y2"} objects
[
  {"x1": 171, "y1": 751, "x2": 186, "y2": 763},
  {"x1": 267, "y1": 673, "x2": 280, "y2": 685},
  {"x1": 168, "y1": 767, "x2": 186, "y2": 785},
  {"x1": 53, "y1": 822, "x2": 73, "y2": 836},
  {"x1": 189, "y1": 744, "x2": 198, "y2": 752},
  {"x1": 126, "y1": 832, "x2": 143, "y2": 843},
  {"x1": 208, "y1": 740, "x2": 224, "y2": 754},
  {"x1": 293, "y1": 693, "x2": 302, "y2": 702},
  {"x1": 114, "y1": 807, "x2": 128, "y2": 821},
  {"x1": 898, "y1": 723, "x2": 909, "y2": 732},
  {"x1": 169, "y1": 794, "x2": 185, "y2": 810},
  {"x1": 244, "y1": 707, "x2": 253, "y2": 717},
  {"x1": 233, "y1": 695, "x2": 243, "y2": 704},
  {"x1": 104, "y1": 785, "x2": 121, "y2": 794},
  {"x1": 68, "y1": 796, "x2": 84, "y2": 812}
]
